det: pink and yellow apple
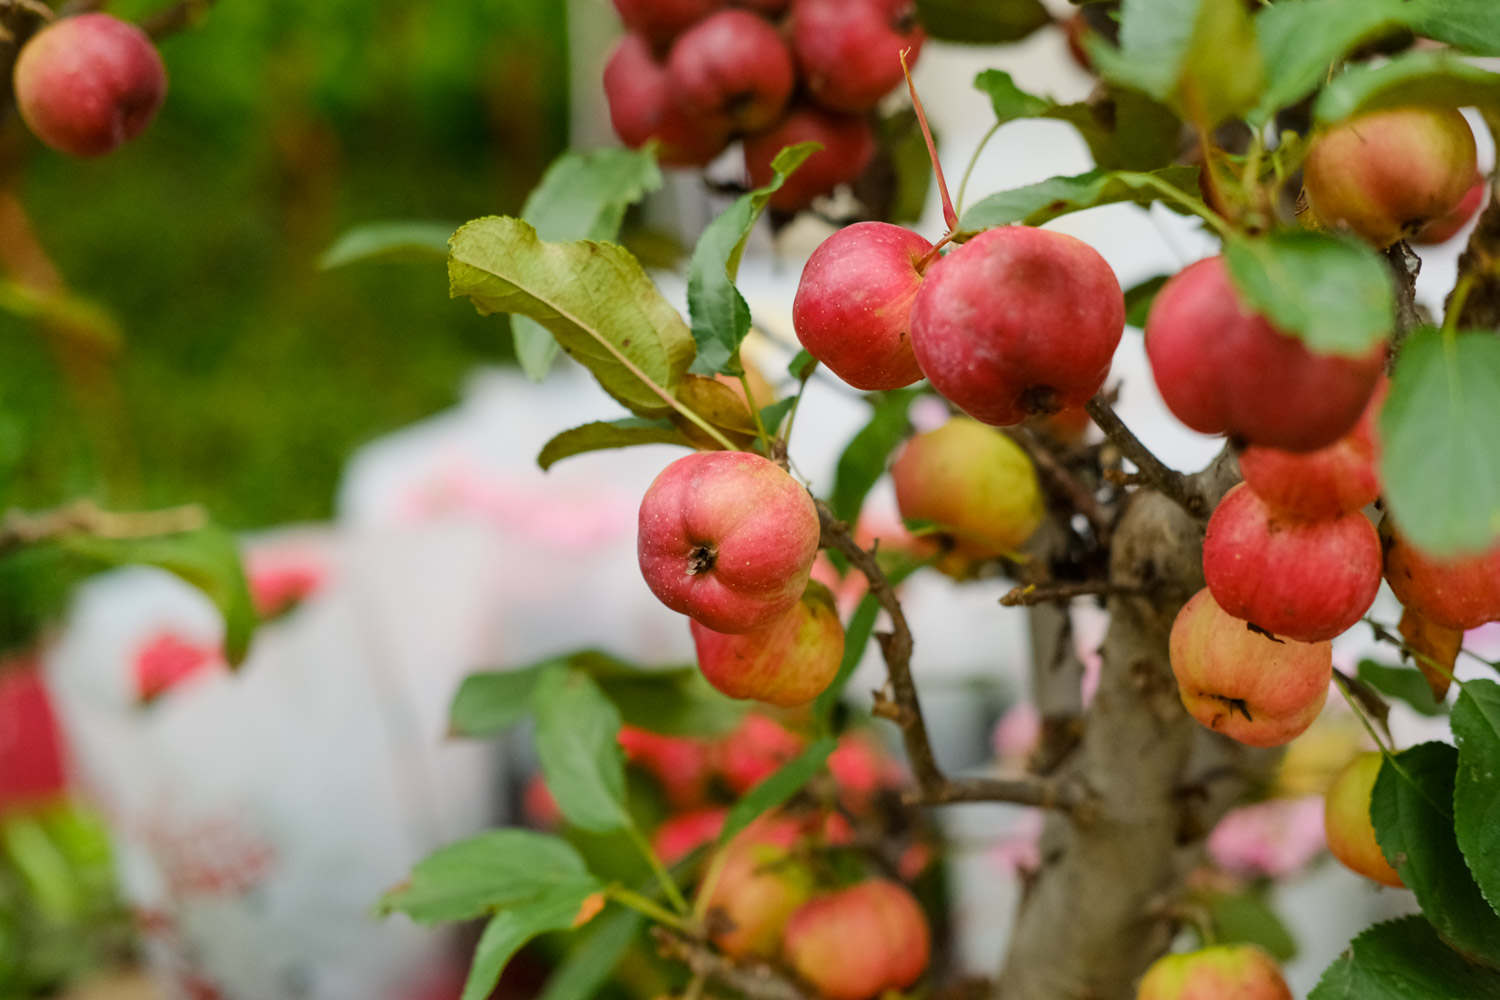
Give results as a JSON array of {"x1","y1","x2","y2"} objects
[{"x1": 690, "y1": 580, "x2": 845, "y2": 707}]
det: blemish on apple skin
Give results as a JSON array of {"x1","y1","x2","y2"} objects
[
  {"x1": 1245, "y1": 622, "x2": 1284, "y2": 644},
  {"x1": 1210, "y1": 693, "x2": 1254, "y2": 722}
]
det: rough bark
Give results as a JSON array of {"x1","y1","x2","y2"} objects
[
  {"x1": 1447, "y1": 194, "x2": 1500, "y2": 331},
  {"x1": 997, "y1": 468, "x2": 1274, "y2": 1000}
]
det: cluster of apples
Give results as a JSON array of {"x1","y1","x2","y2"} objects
[
  {"x1": 12, "y1": 13, "x2": 168, "y2": 158},
  {"x1": 602, "y1": 0, "x2": 924, "y2": 212}
]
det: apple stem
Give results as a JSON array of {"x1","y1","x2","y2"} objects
[
  {"x1": 915, "y1": 231, "x2": 955, "y2": 273},
  {"x1": 901, "y1": 48, "x2": 957, "y2": 233}
]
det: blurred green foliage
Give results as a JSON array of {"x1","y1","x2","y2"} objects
[{"x1": 0, "y1": 0, "x2": 571, "y2": 527}]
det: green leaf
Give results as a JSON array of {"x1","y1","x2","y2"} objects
[
  {"x1": 1124, "y1": 274, "x2": 1169, "y2": 329},
  {"x1": 877, "y1": 109, "x2": 937, "y2": 224},
  {"x1": 1453, "y1": 679, "x2": 1500, "y2": 915},
  {"x1": 533, "y1": 669, "x2": 633, "y2": 833},
  {"x1": 450, "y1": 664, "x2": 558, "y2": 738},
  {"x1": 814, "y1": 594, "x2": 880, "y2": 726},
  {"x1": 1357, "y1": 659, "x2": 1447, "y2": 717},
  {"x1": 717, "y1": 737, "x2": 838, "y2": 848},
  {"x1": 1250, "y1": 0, "x2": 1412, "y2": 124},
  {"x1": 537, "y1": 418, "x2": 691, "y2": 471},
  {"x1": 759, "y1": 397, "x2": 797, "y2": 437},
  {"x1": 1372, "y1": 742, "x2": 1500, "y2": 967},
  {"x1": 1380, "y1": 330, "x2": 1500, "y2": 557},
  {"x1": 1407, "y1": 0, "x2": 1500, "y2": 56},
  {"x1": 318, "y1": 220, "x2": 455, "y2": 270},
  {"x1": 960, "y1": 166, "x2": 1201, "y2": 231},
  {"x1": 1311, "y1": 916, "x2": 1500, "y2": 999},
  {"x1": 593, "y1": 667, "x2": 744, "y2": 739},
  {"x1": 687, "y1": 144, "x2": 817, "y2": 377},
  {"x1": 513, "y1": 148, "x2": 666, "y2": 380},
  {"x1": 1222, "y1": 231, "x2": 1393, "y2": 356},
  {"x1": 1316, "y1": 50, "x2": 1500, "y2": 126},
  {"x1": 1089, "y1": 0, "x2": 1263, "y2": 129},
  {"x1": 788, "y1": 349, "x2": 818, "y2": 382},
  {"x1": 58, "y1": 526, "x2": 258, "y2": 665},
  {"x1": 1208, "y1": 889, "x2": 1298, "y2": 962},
  {"x1": 380, "y1": 829, "x2": 599, "y2": 925},
  {"x1": 831, "y1": 390, "x2": 918, "y2": 525},
  {"x1": 449, "y1": 217, "x2": 695, "y2": 417},
  {"x1": 537, "y1": 905, "x2": 645, "y2": 1000},
  {"x1": 913, "y1": 0, "x2": 1050, "y2": 44},
  {"x1": 461, "y1": 888, "x2": 599, "y2": 1000}
]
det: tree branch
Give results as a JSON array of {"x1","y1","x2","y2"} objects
[
  {"x1": 1000, "y1": 580, "x2": 1144, "y2": 608},
  {"x1": 907, "y1": 773, "x2": 1089, "y2": 813},
  {"x1": 653, "y1": 928, "x2": 811, "y2": 1000},
  {"x1": 1002, "y1": 426, "x2": 1111, "y2": 542},
  {"x1": 140, "y1": 0, "x2": 216, "y2": 39},
  {"x1": 0, "y1": 500, "x2": 206, "y2": 557},
  {"x1": 1084, "y1": 396, "x2": 1207, "y2": 518}
]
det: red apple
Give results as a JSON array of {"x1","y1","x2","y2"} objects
[
  {"x1": 827, "y1": 731, "x2": 903, "y2": 813},
  {"x1": 1383, "y1": 528, "x2": 1500, "y2": 632},
  {"x1": 0, "y1": 662, "x2": 68, "y2": 813},
  {"x1": 1304, "y1": 106, "x2": 1478, "y2": 248},
  {"x1": 1136, "y1": 944, "x2": 1293, "y2": 1000},
  {"x1": 638, "y1": 451, "x2": 820, "y2": 633},
  {"x1": 522, "y1": 774, "x2": 563, "y2": 828},
  {"x1": 789, "y1": 0, "x2": 924, "y2": 113},
  {"x1": 743, "y1": 106, "x2": 876, "y2": 213},
  {"x1": 604, "y1": 33, "x2": 730, "y2": 167},
  {"x1": 653, "y1": 807, "x2": 728, "y2": 864},
  {"x1": 1323, "y1": 752, "x2": 1403, "y2": 888},
  {"x1": 666, "y1": 10, "x2": 795, "y2": 134},
  {"x1": 13, "y1": 13, "x2": 167, "y2": 158},
  {"x1": 891, "y1": 417, "x2": 1046, "y2": 558},
  {"x1": 909, "y1": 227, "x2": 1125, "y2": 426},
  {"x1": 1145, "y1": 255, "x2": 1386, "y2": 452},
  {"x1": 718, "y1": 713, "x2": 807, "y2": 793},
  {"x1": 704, "y1": 817, "x2": 814, "y2": 958},
  {"x1": 1203, "y1": 485, "x2": 1381, "y2": 643},
  {"x1": 783, "y1": 879, "x2": 930, "y2": 999},
  {"x1": 1413, "y1": 172, "x2": 1488, "y2": 245},
  {"x1": 792, "y1": 222, "x2": 933, "y2": 391},
  {"x1": 612, "y1": 0, "x2": 724, "y2": 45},
  {"x1": 691, "y1": 581, "x2": 844, "y2": 706},
  {"x1": 617, "y1": 725, "x2": 715, "y2": 807},
  {"x1": 1238, "y1": 379, "x2": 1385, "y2": 519},
  {"x1": 1169, "y1": 588, "x2": 1332, "y2": 748}
]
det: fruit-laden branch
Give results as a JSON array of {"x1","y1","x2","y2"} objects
[
  {"x1": 653, "y1": 928, "x2": 811, "y2": 1000},
  {"x1": 1446, "y1": 194, "x2": 1500, "y2": 330},
  {"x1": 1002, "y1": 426, "x2": 1112, "y2": 541},
  {"x1": 0, "y1": 500, "x2": 206, "y2": 557},
  {"x1": 815, "y1": 499, "x2": 1087, "y2": 814},
  {"x1": 1084, "y1": 395, "x2": 1208, "y2": 518}
]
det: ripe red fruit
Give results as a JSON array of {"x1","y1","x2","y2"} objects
[
  {"x1": 638, "y1": 451, "x2": 820, "y2": 633},
  {"x1": 1304, "y1": 106, "x2": 1478, "y2": 248},
  {"x1": 691, "y1": 581, "x2": 844, "y2": 706},
  {"x1": 1383, "y1": 528, "x2": 1500, "y2": 632},
  {"x1": 667, "y1": 10, "x2": 795, "y2": 133},
  {"x1": 617, "y1": 725, "x2": 715, "y2": 807},
  {"x1": 1169, "y1": 588, "x2": 1332, "y2": 748},
  {"x1": 1145, "y1": 255, "x2": 1386, "y2": 452},
  {"x1": 1238, "y1": 379, "x2": 1385, "y2": 519},
  {"x1": 604, "y1": 34, "x2": 730, "y2": 167},
  {"x1": 1323, "y1": 752, "x2": 1403, "y2": 888},
  {"x1": 909, "y1": 227, "x2": 1125, "y2": 426},
  {"x1": 891, "y1": 417, "x2": 1045, "y2": 558},
  {"x1": 1136, "y1": 944, "x2": 1293, "y2": 1000},
  {"x1": 743, "y1": 106, "x2": 876, "y2": 212},
  {"x1": 1413, "y1": 172, "x2": 1488, "y2": 245},
  {"x1": 0, "y1": 664, "x2": 68, "y2": 813},
  {"x1": 13, "y1": 13, "x2": 167, "y2": 158},
  {"x1": 789, "y1": 0, "x2": 924, "y2": 113},
  {"x1": 705, "y1": 817, "x2": 814, "y2": 958},
  {"x1": 612, "y1": 0, "x2": 724, "y2": 45},
  {"x1": 792, "y1": 222, "x2": 933, "y2": 390},
  {"x1": 718, "y1": 713, "x2": 806, "y2": 793},
  {"x1": 1203, "y1": 485, "x2": 1381, "y2": 643},
  {"x1": 652, "y1": 807, "x2": 728, "y2": 864},
  {"x1": 783, "y1": 879, "x2": 930, "y2": 1000}
]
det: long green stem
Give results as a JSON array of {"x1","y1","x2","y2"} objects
[
  {"x1": 626, "y1": 824, "x2": 690, "y2": 915},
  {"x1": 1120, "y1": 171, "x2": 1235, "y2": 240},
  {"x1": 956, "y1": 122, "x2": 1001, "y2": 220},
  {"x1": 690, "y1": 847, "x2": 732, "y2": 924},
  {"x1": 738, "y1": 371, "x2": 771, "y2": 453},
  {"x1": 608, "y1": 885, "x2": 692, "y2": 932},
  {"x1": 1332, "y1": 671, "x2": 1394, "y2": 757}
]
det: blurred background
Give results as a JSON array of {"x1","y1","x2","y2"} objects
[{"x1": 1, "y1": 0, "x2": 1493, "y2": 998}]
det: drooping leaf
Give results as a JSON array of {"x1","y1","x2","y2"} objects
[
  {"x1": 1088, "y1": 0, "x2": 1263, "y2": 129},
  {"x1": 1316, "y1": 50, "x2": 1500, "y2": 127},
  {"x1": 1310, "y1": 916, "x2": 1500, "y2": 999},
  {"x1": 1453, "y1": 679, "x2": 1500, "y2": 915},
  {"x1": 716, "y1": 737, "x2": 839, "y2": 848},
  {"x1": 513, "y1": 149, "x2": 666, "y2": 380},
  {"x1": 960, "y1": 166, "x2": 1201, "y2": 231},
  {"x1": 449, "y1": 217, "x2": 695, "y2": 417},
  {"x1": 1380, "y1": 329, "x2": 1500, "y2": 557},
  {"x1": 1222, "y1": 231, "x2": 1393, "y2": 356},
  {"x1": 533, "y1": 669, "x2": 633, "y2": 833},
  {"x1": 592, "y1": 667, "x2": 744, "y2": 739},
  {"x1": 759, "y1": 397, "x2": 797, "y2": 437},
  {"x1": 914, "y1": 0, "x2": 1050, "y2": 44},
  {"x1": 1250, "y1": 0, "x2": 1412, "y2": 124},
  {"x1": 1371, "y1": 742, "x2": 1500, "y2": 967},
  {"x1": 1407, "y1": 0, "x2": 1500, "y2": 55},
  {"x1": 687, "y1": 144, "x2": 817, "y2": 377},
  {"x1": 831, "y1": 390, "x2": 919, "y2": 525},
  {"x1": 450, "y1": 663, "x2": 560, "y2": 738},
  {"x1": 1124, "y1": 274, "x2": 1169, "y2": 329},
  {"x1": 318, "y1": 220, "x2": 455, "y2": 270},
  {"x1": 537, "y1": 904, "x2": 645, "y2": 1000},
  {"x1": 1356, "y1": 659, "x2": 1447, "y2": 717},
  {"x1": 537, "y1": 418, "x2": 691, "y2": 471},
  {"x1": 460, "y1": 888, "x2": 601, "y2": 1000},
  {"x1": 379, "y1": 829, "x2": 599, "y2": 925},
  {"x1": 1208, "y1": 889, "x2": 1298, "y2": 961}
]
